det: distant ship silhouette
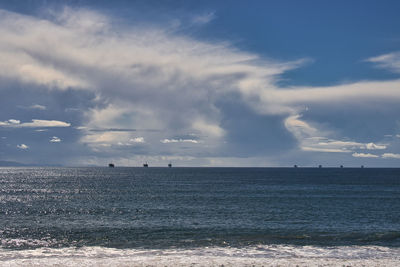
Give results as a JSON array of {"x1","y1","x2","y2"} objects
[
  {"x1": 168, "y1": 163, "x2": 172, "y2": 168},
  {"x1": 143, "y1": 163, "x2": 148, "y2": 168},
  {"x1": 108, "y1": 163, "x2": 115, "y2": 168}
]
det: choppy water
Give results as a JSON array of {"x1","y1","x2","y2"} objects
[{"x1": 0, "y1": 167, "x2": 399, "y2": 265}]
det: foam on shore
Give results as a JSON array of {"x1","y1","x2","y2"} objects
[{"x1": 1, "y1": 245, "x2": 400, "y2": 266}]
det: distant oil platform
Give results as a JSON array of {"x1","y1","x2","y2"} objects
[{"x1": 292, "y1": 164, "x2": 366, "y2": 168}]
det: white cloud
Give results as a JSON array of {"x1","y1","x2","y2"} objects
[
  {"x1": 0, "y1": 120, "x2": 16, "y2": 126},
  {"x1": 22, "y1": 120, "x2": 70, "y2": 128},
  {"x1": 82, "y1": 131, "x2": 131, "y2": 145},
  {"x1": 81, "y1": 131, "x2": 147, "y2": 148},
  {"x1": 367, "y1": 52, "x2": 400, "y2": 73},
  {"x1": 382, "y1": 153, "x2": 400, "y2": 159},
  {"x1": 284, "y1": 115, "x2": 320, "y2": 140},
  {"x1": 285, "y1": 115, "x2": 350, "y2": 153},
  {"x1": 130, "y1": 137, "x2": 145, "y2": 143},
  {"x1": 1, "y1": 8, "x2": 400, "y2": 162},
  {"x1": 1, "y1": 8, "x2": 400, "y2": 119},
  {"x1": 0, "y1": 119, "x2": 70, "y2": 128},
  {"x1": 352, "y1": 152, "x2": 379, "y2": 158},
  {"x1": 365, "y1": 143, "x2": 386, "y2": 150},
  {"x1": 313, "y1": 141, "x2": 386, "y2": 151},
  {"x1": 317, "y1": 141, "x2": 363, "y2": 149},
  {"x1": 285, "y1": 115, "x2": 388, "y2": 154},
  {"x1": 192, "y1": 119, "x2": 225, "y2": 138},
  {"x1": 50, "y1": 136, "x2": 61, "y2": 142},
  {"x1": 4, "y1": 119, "x2": 20, "y2": 125},
  {"x1": 30, "y1": 104, "x2": 46, "y2": 110},
  {"x1": 115, "y1": 137, "x2": 146, "y2": 146},
  {"x1": 302, "y1": 146, "x2": 351, "y2": 153},
  {"x1": 161, "y1": 139, "x2": 199, "y2": 144},
  {"x1": 0, "y1": 8, "x2": 299, "y2": 157},
  {"x1": 17, "y1": 144, "x2": 29, "y2": 149}
]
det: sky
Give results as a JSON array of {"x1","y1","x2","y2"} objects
[{"x1": 1, "y1": 0, "x2": 400, "y2": 167}]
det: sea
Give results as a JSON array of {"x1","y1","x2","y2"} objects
[{"x1": 0, "y1": 167, "x2": 399, "y2": 266}]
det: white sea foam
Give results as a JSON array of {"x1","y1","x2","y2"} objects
[{"x1": 0, "y1": 245, "x2": 400, "y2": 266}]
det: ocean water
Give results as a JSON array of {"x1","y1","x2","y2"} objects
[{"x1": 0, "y1": 167, "x2": 399, "y2": 266}]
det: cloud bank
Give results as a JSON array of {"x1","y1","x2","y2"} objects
[{"x1": 0, "y1": 7, "x2": 400, "y2": 165}]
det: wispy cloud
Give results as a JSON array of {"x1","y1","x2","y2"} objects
[
  {"x1": 0, "y1": 119, "x2": 70, "y2": 128},
  {"x1": 382, "y1": 153, "x2": 400, "y2": 159},
  {"x1": 302, "y1": 146, "x2": 351, "y2": 153},
  {"x1": 30, "y1": 104, "x2": 46, "y2": 110},
  {"x1": 192, "y1": 11, "x2": 216, "y2": 25},
  {"x1": 161, "y1": 139, "x2": 199, "y2": 144},
  {"x1": 285, "y1": 114, "x2": 387, "y2": 154},
  {"x1": 352, "y1": 152, "x2": 379, "y2": 158},
  {"x1": 89, "y1": 128, "x2": 138, "y2": 132},
  {"x1": 17, "y1": 104, "x2": 47, "y2": 110},
  {"x1": 367, "y1": 52, "x2": 400, "y2": 73}
]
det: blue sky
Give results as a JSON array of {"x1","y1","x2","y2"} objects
[{"x1": 1, "y1": 0, "x2": 400, "y2": 166}]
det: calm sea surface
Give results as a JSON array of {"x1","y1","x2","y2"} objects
[{"x1": 0, "y1": 167, "x2": 399, "y2": 265}]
